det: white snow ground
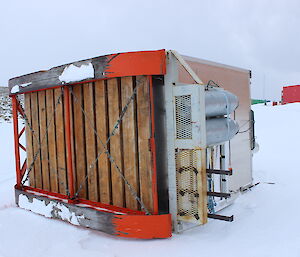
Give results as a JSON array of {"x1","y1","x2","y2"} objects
[{"x1": 0, "y1": 103, "x2": 300, "y2": 257}]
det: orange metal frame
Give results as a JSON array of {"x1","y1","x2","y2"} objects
[
  {"x1": 12, "y1": 95, "x2": 27, "y2": 188},
  {"x1": 11, "y1": 50, "x2": 170, "y2": 239}
]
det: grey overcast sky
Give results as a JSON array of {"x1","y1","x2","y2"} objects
[{"x1": 1, "y1": 0, "x2": 299, "y2": 100}]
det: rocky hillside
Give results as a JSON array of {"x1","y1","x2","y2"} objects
[
  {"x1": 0, "y1": 87, "x2": 12, "y2": 122},
  {"x1": 0, "y1": 87, "x2": 24, "y2": 122}
]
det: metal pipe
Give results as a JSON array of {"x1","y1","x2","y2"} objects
[
  {"x1": 206, "y1": 169, "x2": 232, "y2": 176},
  {"x1": 205, "y1": 88, "x2": 239, "y2": 117},
  {"x1": 208, "y1": 213, "x2": 234, "y2": 222},
  {"x1": 207, "y1": 192, "x2": 231, "y2": 198},
  {"x1": 206, "y1": 118, "x2": 239, "y2": 146}
]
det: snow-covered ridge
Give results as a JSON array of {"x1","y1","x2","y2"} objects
[
  {"x1": 0, "y1": 87, "x2": 12, "y2": 122},
  {"x1": 0, "y1": 87, "x2": 24, "y2": 122}
]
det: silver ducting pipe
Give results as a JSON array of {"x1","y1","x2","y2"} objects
[
  {"x1": 206, "y1": 118, "x2": 239, "y2": 146},
  {"x1": 205, "y1": 88, "x2": 239, "y2": 117}
]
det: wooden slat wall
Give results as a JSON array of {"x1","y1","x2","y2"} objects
[
  {"x1": 24, "y1": 75, "x2": 155, "y2": 212},
  {"x1": 26, "y1": 88, "x2": 67, "y2": 193}
]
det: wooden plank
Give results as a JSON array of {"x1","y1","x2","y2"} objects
[
  {"x1": 107, "y1": 78, "x2": 124, "y2": 207},
  {"x1": 69, "y1": 88, "x2": 76, "y2": 198},
  {"x1": 121, "y1": 77, "x2": 139, "y2": 210},
  {"x1": 72, "y1": 85, "x2": 87, "y2": 199},
  {"x1": 136, "y1": 76, "x2": 153, "y2": 213},
  {"x1": 95, "y1": 80, "x2": 111, "y2": 204},
  {"x1": 30, "y1": 92, "x2": 42, "y2": 188},
  {"x1": 24, "y1": 94, "x2": 35, "y2": 187},
  {"x1": 38, "y1": 90, "x2": 50, "y2": 191},
  {"x1": 83, "y1": 83, "x2": 98, "y2": 202},
  {"x1": 54, "y1": 88, "x2": 67, "y2": 195},
  {"x1": 46, "y1": 89, "x2": 59, "y2": 193}
]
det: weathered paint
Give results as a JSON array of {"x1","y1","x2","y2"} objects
[
  {"x1": 9, "y1": 50, "x2": 166, "y2": 95},
  {"x1": 113, "y1": 214, "x2": 172, "y2": 239},
  {"x1": 15, "y1": 188, "x2": 172, "y2": 239}
]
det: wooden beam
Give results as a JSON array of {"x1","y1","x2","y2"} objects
[
  {"x1": 107, "y1": 78, "x2": 124, "y2": 207},
  {"x1": 121, "y1": 76, "x2": 139, "y2": 210},
  {"x1": 136, "y1": 76, "x2": 153, "y2": 213},
  {"x1": 72, "y1": 85, "x2": 87, "y2": 199},
  {"x1": 46, "y1": 89, "x2": 59, "y2": 193},
  {"x1": 24, "y1": 94, "x2": 35, "y2": 187},
  {"x1": 95, "y1": 80, "x2": 111, "y2": 204},
  {"x1": 30, "y1": 92, "x2": 42, "y2": 188},
  {"x1": 38, "y1": 90, "x2": 50, "y2": 191},
  {"x1": 83, "y1": 83, "x2": 98, "y2": 202},
  {"x1": 54, "y1": 88, "x2": 67, "y2": 194}
]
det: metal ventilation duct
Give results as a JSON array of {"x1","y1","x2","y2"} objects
[
  {"x1": 206, "y1": 117, "x2": 239, "y2": 146},
  {"x1": 205, "y1": 88, "x2": 239, "y2": 118}
]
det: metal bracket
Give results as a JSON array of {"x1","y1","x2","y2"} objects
[
  {"x1": 207, "y1": 192, "x2": 231, "y2": 199},
  {"x1": 206, "y1": 168, "x2": 232, "y2": 176},
  {"x1": 169, "y1": 50, "x2": 204, "y2": 85},
  {"x1": 208, "y1": 213, "x2": 234, "y2": 222}
]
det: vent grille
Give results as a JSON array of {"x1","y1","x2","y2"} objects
[
  {"x1": 175, "y1": 95, "x2": 192, "y2": 139},
  {"x1": 176, "y1": 149, "x2": 201, "y2": 222}
]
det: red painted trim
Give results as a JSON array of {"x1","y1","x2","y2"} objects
[
  {"x1": 105, "y1": 50, "x2": 166, "y2": 78},
  {"x1": 11, "y1": 84, "x2": 64, "y2": 96},
  {"x1": 148, "y1": 75, "x2": 159, "y2": 214},
  {"x1": 63, "y1": 86, "x2": 75, "y2": 200},
  {"x1": 22, "y1": 185, "x2": 69, "y2": 199},
  {"x1": 19, "y1": 143, "x2": 26, "y2": 152},
  {"x1": 18, "y1": 127, "x2": 25, "y2": 138},
  {"x1": 113, "y1": 214, "x2": 172, "y2": 239},
  {"x1": 12, "y1": 96, "x2": 21, "y2": 188},
  {"x1": 18, "y1": 186, "x2": 172, "y2": 239},
  {"x1": 283, "y1": 85, "x2": 300, "y2": 89},
  {"x1": 78, "y1": 198, "x2": 145, "y2": 215},
  {"x1": 21, "y1": 185, "x2": 145, "y2": 215},
  {"x1": 16, "y1": 103, "x2": 25, "y2": 117},
  {"x1": 21, "y1": 161, "x2": 27, "y2": 178}
]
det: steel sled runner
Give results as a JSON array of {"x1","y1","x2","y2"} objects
[{"x1": 15, "y1": 186, "x2": 172, "y2": 239}]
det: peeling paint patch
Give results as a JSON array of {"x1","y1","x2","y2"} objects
[{"x1": 18, "y1": 194, "x2": 83, "y2": 226}]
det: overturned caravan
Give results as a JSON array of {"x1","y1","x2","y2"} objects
[{"x1": 9, "y1": 49, "x2": 253, "y2": 238}]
